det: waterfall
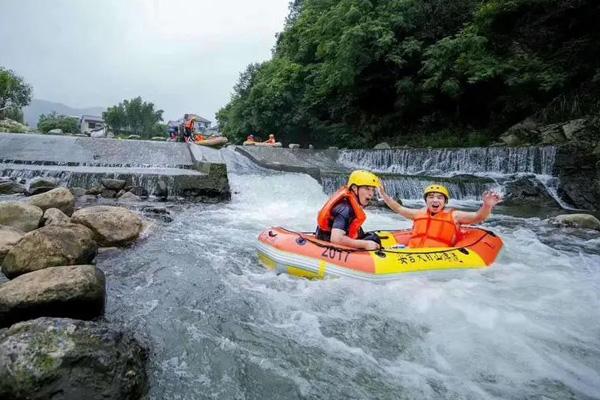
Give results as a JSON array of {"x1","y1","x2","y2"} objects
[{"x1": 338, "y1": 146, "x2": 557, "y2": 176}]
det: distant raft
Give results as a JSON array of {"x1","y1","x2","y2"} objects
[
  {"x1": 257, "y1": 227, "x2": 503, "y2": 281},
  {"x1": 243, "y1": 141, "x2": 282, "y2": 147},
  {"x1": 195, "y1": 136, "x2": 229, "y2": 147}
]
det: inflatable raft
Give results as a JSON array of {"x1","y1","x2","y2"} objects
[
  {"x1": 195, "y1": 136, "x2": 228, "y2": 147},
  {"x1": 243, "y1": 141, "x2": 282, "y2": 147},
  {"x1": 257, "y1": 227, "x2": 503, "y2": 281}
]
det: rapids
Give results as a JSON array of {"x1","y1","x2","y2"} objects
[{"x1": 95, "y1": 157, "x2": 600, "y2": 399}]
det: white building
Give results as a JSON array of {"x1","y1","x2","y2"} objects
[{"x1": 79, "y1": 115, "x2": 105, "y2": 135}]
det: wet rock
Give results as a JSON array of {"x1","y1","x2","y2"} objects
[
  {"x1": 0, "y1": 265, "x2": 106, "y2": 327},
  {"x1": 101, "y1": 178, "x2": 126, "y2": 191},
  {"x1": 288, "y1": 143, "x2": 300, "y2": 149},
  {"x1": 101, "y1": 188, "x2": 117, "y2": 198},
  {"x1": 374, "y1": 142, "x2": 391, "y2": 149},
  {"x1": 86, "y1": 185, "x2": 103, "y2": 195},
  {"x1": 539, "y1": 122, "x2": 566, "y2": 144},
  {"x1": 0, "y1": 178, "x2": 25, "y2": 194},
  {"x1": 48, "y1": 128, "x2": 63, "y2": 134},
  {"x1": 117, "y1": 189, "x2": 126, "y2": 198},
  {"x1": 119, "y1": 192, "x2": 141, "y2": 202},
  {"x1": 127, "y1": 134, "x2": 141, "y2": 139},
  {"x1": 71, "y1": 206, "x2": 143, "y2": 247},
  {"x1": 141, "y1": 206, "x2": 172, "y2": 223},
  {"x1": 42, "y1": 208, "x2": 71, "y2": 226},
  {"x1": 0, "y1": 202, "x2": 43, "y2": 232},
  {"x1": 70, "y1": 186, "x2": 87, "y2": 197},
  {"x1": 503, "y1": 176, "x2": 560, "y2": 207},
  {"x1": 26, "y1": 177, "x2": 58, "y2": 195},
  {"x1": 129, "y1": 186, "x2": 149, "y2": 198},
  {"x1": 155, "y1": 179, "x2": 168, "y2": 199},
  {"x1": 0, "y1": 317, "x2": 148, "y2": 400},
  {"x1": 548, "y1": 214, "x2": 600, "y2": 231},
  {"x1": 26, "y1": 187, "x2": 75, "y2": 216},
  {"x1": 1, "y1": 224, "x2": 97, "y2": 279},
  {"x1": 0, "y1": 226, "x2": 24, "y2": 264}
]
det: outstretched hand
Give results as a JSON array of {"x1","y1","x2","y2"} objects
[{"x1": 482, "y1": 191, "x2": 502, "y2": 208}]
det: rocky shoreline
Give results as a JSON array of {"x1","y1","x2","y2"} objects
[{"x1": 0, "y1": 181, "x2": 150, "y2": 399}]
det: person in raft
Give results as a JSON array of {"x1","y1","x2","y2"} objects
[
  {"x1": 315, "y1": 170, "x2": 382, "y2": 251},
  {"x1": 246, "y1": 134, "x2": 255, "y2": 142},
  {"x1": 379, "y1": 184, "x2": 503, "y2": 248},
  {"x1": 265, "y1": 134, "x2": 276, "y2": 144}
]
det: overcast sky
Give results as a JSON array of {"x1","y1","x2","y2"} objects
[{"x1": 0, "y1": 0, "x2": 290, "y2": 122}]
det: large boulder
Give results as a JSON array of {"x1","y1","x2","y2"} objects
[
  {"x1": 25, "y1": 187, "x2": 75, "y2": 216},
  {"x1": 0, "y1": 202, "x2": 43, "y2": 232},
  {"x1": 0, "y1": 265, "x2": 105, "y2": 328},
  {"x1": 0, "y1": 317, "x2": 148, "y2": 400},
  {"x1": 118, "y1": 191, "x2": 141, "y2": 202},
  {"x1": 548, "y1": 214, "x2": 600, "y2": 231},
  {"x1": 0, "y1": 178, "x2": 25, "y2": 194},
  {"x1": 71, "y1": 206, "x2": 143, "y2": 247},
  {"x1": 0, "y1": 226, "x2": 24, "y2": 264},
  {"x1": 503, "y1": 176, "x2": 560, "y2": 207},
  {"x1": 42, "y1": 208, "x2": 71, "y2": 226},
  {"x1": 101, "y1": 178, "x2": 126, "y2": 191},
  {"x1": 27, "y1": 177, "x2": 58, "y2": 195},
  {"x1": 2, "y1": 224, "x2": 97, "y2": 279}
]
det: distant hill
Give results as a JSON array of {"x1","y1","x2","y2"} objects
[{"x1": 23, "y1": 99, "x2": 105, "y2": 128}]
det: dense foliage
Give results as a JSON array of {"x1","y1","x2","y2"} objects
[
  {"x1": 103, "y1": 97, "x2": 164, "y2": 138},
  {"x1": 217, "y1": 0, "x2": 600, "y2": 148},
  {"x1": 37, "y1": 112, "x2": 79, "y2": 133},
  {"x1": 0, "y1": 67, "x2": 32, "y2": 121}
]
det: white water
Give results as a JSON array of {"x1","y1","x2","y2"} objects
[{"x1": 101, "y1": 169, "x2": 600, "y2": 400}]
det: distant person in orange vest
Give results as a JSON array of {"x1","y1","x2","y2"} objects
[
  {"x1": 184, "y1": 116, "x2": 196, "y2": 143},
  {"x1": 265, "y1": 134, "x2": 276, "y2": 144},
  {"x1": 379, "y1": 184, "x2": 502, "y2": 248}
]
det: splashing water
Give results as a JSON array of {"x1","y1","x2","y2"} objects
[{"x1": 96, "y1": 168, "x2": 600, "y2": 400}]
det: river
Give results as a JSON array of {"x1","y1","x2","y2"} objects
[{"x1": 95, "y1": 152, "x2": 600, "y2": 400}]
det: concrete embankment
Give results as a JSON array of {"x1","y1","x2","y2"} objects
[{"x1": 0, "y1": 133, "x2": 230, "y2": 201}]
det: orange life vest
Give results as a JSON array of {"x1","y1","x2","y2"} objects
[
  {"x1": 408, "y1": 209, "x2": 460, "y2": 248},
  {"x1": 317, "y1": 187, "x2": 366, "y2": 239}
]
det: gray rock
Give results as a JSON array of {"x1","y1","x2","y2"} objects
[
  {"x1": 26, "y1": 187, "x2": 75, "y2": 216},
  {"x1": 101, "y1": 178, "x2": 126, "y2": 191},
  {"x1": 119, "y1": 191, "x2": 141, "y2": 202},
  {"x1": 548, "y1": 214, "x2": 600, "y2": 231},
  {"x1": 0, "y1": 265, "x2": 106, "y2": 327},
  {"x1": 503, "y1": 176, "x2": 560, "y2": 207},
  {"x1": 308, "y1": 144, "x2": 314, "y2": 149},
  {"x1": 27, "y1": 177, "x2": 58, "y2": 195},
  {"x1": 1, "y1": 223, "x2": 97, "y2": 279},
  {"x1": 71, "y1": 206, "x2": 143, "y2": 247},
  {"x1": 0, "y1": 178, "x2": 25, "y2": 194},
  {"x1": 288, "y1": 143, "x2": 300, "y2": 149},
  {"x1": 374, "y1": 142, "x2": 391, "y2": 149},
  {"x1": 101, "y1": 188, "x2": 117, "y2": 198},
  {"x1": 539, "y1": 123, "x2": 566, "y2": 144},
  {"x1": 328, "y1": 146, "x2": 339, "y2": 150},
  {"x1": 0, "y1": 202, "x2": 43, "y2": 232},
  {"x1": 0, "y1": 317, "x2": 148, "y2": 400},
  {"x1": 127, "y1": 134, "x2": 141, "y2": 139},
  {"x1": 562, "y1": 118, "x2": 587, "y2": 140},
  {"x1": 42, "y1": 208, "x2": 71, "y2": 226},
  {"x1": 155, "y1": 179, "x2": 168, "y2": 199},
  {"x1": 70, "y1": 186, "x2": 87, "y2": 197},
  {"x1": 129, "y1": 186, "x2": 149, "y2": 198},
  {"x1": 85, "y1": 185, "x2": 103, "y2": 195},
  {"x1": 0, "y1": 226, "x2": 24, "y2": 264},
  {"x1": 48, "y1": 128, "x2": 63, "y2": 134}
]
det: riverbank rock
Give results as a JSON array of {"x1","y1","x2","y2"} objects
[
  {"x1": 70, "y1": 186, "x2": 87, "y2": 197},
  {"x1": 2, "y1": 224, "x2": 97, "y2": 279},
  {"x1": 0, "y1": 202, "x2": 43, "y2": 232},
  {"x1": 503, "y1": 176, "x2": 560, "y2": 207},
  {"x1": 27, "y1": 177, "x2": 58, "y2": 195},
  {"x1": 0, "y1": 226, "x2": 24, "y2": 264},
  {"x1": 71, "y1": 206, "x2": 143, "y2": 247},
  {"x1": 0, "y1": 178, "x2": 25, "y2": 194},
  {"x1": 119, "y1": 191, "x2": 141, "y2": 202},
  {"x1": 0, "y1": 317, "x2": 148, "y2": 400},
  {"x1": 548, "y1": 214, "x2": 600, "y2": 231},
  {"x1": 0, "y1": 265, "x2": 105, "y2": 328},
  {"x1": 101, "y1": 178, "x2": 126, "y2": 191},
  {"x1": 42, "y1": 208, "x2": 71, "y2": 226},
  {"x1": 374, "y1": 142, "x2": 391, "y2": 149},
  {"x1": 25, "y1": 186, "x2": 75, "y2": 216}
]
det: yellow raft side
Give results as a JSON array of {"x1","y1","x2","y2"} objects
[{"x1": 373, "y1": 231, "x2": 487, "y2": 274}]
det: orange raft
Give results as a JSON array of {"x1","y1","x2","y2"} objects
[{"x1": 257, "y1": 227, "x2": 503, "y2": 281}]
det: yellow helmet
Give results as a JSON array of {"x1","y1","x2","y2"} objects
[
  {"x1": 347, "y1": 170, "x2": 381, "y2": 188},
  {"x1": 424, "y1": 184, "x2": 450, "y2": 200}
]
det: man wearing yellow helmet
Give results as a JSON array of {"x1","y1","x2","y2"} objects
[
  {"x1": 380, "y1": 184, "x2": 502, "y2": 248},
  {"x1": 316, "y1": 170, "x2": 382, "y2": 250}
]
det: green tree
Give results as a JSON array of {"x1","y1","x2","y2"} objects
[
  {"x1": 0, "y1": 67, "x2": 32, "y2": 120},
  {"x1": 103, "y1": 97, "x2": 163, "y2": 138},
  {"x1": 37, "y1": 112, "x2": 79, "y2": 133}
]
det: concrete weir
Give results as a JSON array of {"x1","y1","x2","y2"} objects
[{"x1": 0, "y1": 133, "x2": 230, "y2": 201}]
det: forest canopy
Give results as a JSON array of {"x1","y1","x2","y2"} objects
[{"x1": 217, "y1": 0, "x2": 600, "y2": 148}]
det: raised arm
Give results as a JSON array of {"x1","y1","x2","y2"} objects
[
  {"x1": 378, "y1": 186, "x2": 420, "y2": 220},
  {"x1": 454, "y1": 191, "x2": 502, "y2": 224}
]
